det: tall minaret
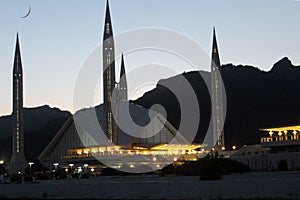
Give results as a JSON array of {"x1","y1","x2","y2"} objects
[
  {"x1": 103, "y1": 0, "x2": 117, "y2": 144},
  {"x1": 10, "y1": 33, "x2": 27, "y2": 174},
  {"x1": 118, "y1": 54, "x2": 128, "y2": 101},
  {"x1": 211, "y1": 28, "x2": 225, "y2": 150}
]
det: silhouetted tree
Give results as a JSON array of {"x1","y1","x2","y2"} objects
[{"x1": 278, "y1": 159, "x2": 288, "y2": 171}]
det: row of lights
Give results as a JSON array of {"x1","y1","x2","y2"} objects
[
  {"x1": 269, "y1": 130, "x2": 299, "y2": 136},
  {"x1": 216, "y1": 146, "x2": 237, "y2": 151},
  {"x1": 65, "y1": 163, "x2": 94, "y2": 173},
  {"x1": 77, "y1": 150, "x2": 196, "y2": 155},
  {"x1": 3, "y1": 161, "x2": 36, "y2": 174},
  {"x1": 129, "y1": 164, "x2": 160, "y2": 168},
  {"x1": 76, "y1": 147, "x2": 207, "y2": 156},
  {"x1": 0, "y1": 145, "x2": 238, "y2": 174}
]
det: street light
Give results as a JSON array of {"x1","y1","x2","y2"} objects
[
  {"x1": 78, "y1": 167, "x2": 82, "y2": 173},
  {"x1": 69, "y1": 163, "x2": 74, "y2": 173},
  {"x1": 83, "y1": 164, "x2": 88, "y2": 172},
  {"x1": 28, "y1": 162, "x2": 34, "y2": 174},
  {"x1": 0, "y1": 160, "x2": 4, "y2": 175},
  {"x1": 53, "y1": 163, "x2": 59, "y2": 172}
]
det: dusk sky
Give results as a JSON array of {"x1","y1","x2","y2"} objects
[{"x1": 0, "y1": 0, "x2": 299, "y2": 115}]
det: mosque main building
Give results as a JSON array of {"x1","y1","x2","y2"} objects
[
  {"x1": 37, "y1": 0, "x2": 226, "y2": 173},
  {"x1": 5, "y1": 0, "x2": 223, "y2": 174}
]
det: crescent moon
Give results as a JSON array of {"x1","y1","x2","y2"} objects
[{"x1": 20, "y1": 5, "x2": 31, "y2": 18}]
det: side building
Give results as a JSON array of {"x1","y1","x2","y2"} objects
[{"x1": 231, "y1": 125, "x2": 300, "y2": 171}]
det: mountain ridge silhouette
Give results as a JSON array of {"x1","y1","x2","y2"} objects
[{"x1": 0, "y1": 57, "x2": 299, "y2": 159}]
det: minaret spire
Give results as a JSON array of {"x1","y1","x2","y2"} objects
[
  {"x1": 212, "y1": 27, "x2": 221, "y2": 68},
  {"x1": 211, "y1": 28, "x2": 225, "y2": 150},
  {"x1": 103, "y1": 0, "x2": 117, "y2": 144},
  {"x1": 103, "y1": 0, "x2": 113, "y2": 40},
  {"x1": 118, "y1": 53, "x2": 128, "y2": 101},
  {"x1": 13, "y1": 33, "x2": 22, "y2": 74},
  {"x1": 120, "y1": 54, "x2": 125, "y2": 78},
  {"x1": 10, "y1": 33, "x2": 27, "y2": 174}
]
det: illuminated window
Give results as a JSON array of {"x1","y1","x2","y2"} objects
[{"x1": 106, "y1": 23, "x2": 110, "y2": 34}]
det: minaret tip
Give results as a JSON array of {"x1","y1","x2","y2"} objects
[
  {"x1": 120, "y1": 53, "x2": 125, "y2": 76},
  {"x1": 13, "y1": 32, "x2": 22, "y2": 73},
  {"x1": 103, "y1": 0, "x2": 113, "y2": 40},
  {"x1": 213, "y1": 27, "x2": 216, "y2": 38},
  {"x1": 106, "y1": 0, "x2": 110, "y2": 10},
  {"x1": 105, "y1": 0, "x2": 111, "y2": 19},
  {"x1": 211, "y1": 27, "x2": 220, "y2": 68},
  {"x1": 119, "y1": 53, "x2": 128, "y2": 101}
]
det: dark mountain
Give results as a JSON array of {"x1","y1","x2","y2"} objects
[
  {"x1": 1, "y1": 57, "x2": 298, "y2": 160},
  {"x1": 133, "y1": 70, "x2": 212, "y2": 143},
  {"x1": 0, "y1": 105, "x2": 71, "y2": 160},
  {"x1": 134, "y1": 57, "x2": 300, "y2": 149}
]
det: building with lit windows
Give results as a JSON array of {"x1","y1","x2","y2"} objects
[
  {"x1": 231, "y1": 125, "x2": 300, "y2": 171},
  {"x1": 260, "y1": 125, "x2": 300, "y2": 147},
  {"x1": 38, "y1": 105, "x2": 205, "y2": 171}
]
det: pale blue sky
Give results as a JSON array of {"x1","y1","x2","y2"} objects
[{"x1": 0, "y1": 0, "x2": 299, "y2": 115}]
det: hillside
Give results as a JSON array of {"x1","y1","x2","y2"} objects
[
  {"x1": 0, "y1": 105, "x2": 71, "y2": 160},
  {"x1": 134, "y1": 57, "x2": 300, "y2": 148}
]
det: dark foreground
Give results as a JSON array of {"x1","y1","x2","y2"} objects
[{"x1": 1, "y1": 172, "x2": 300, "y2": 199}]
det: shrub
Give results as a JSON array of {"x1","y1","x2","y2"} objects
[
  {"x1": 278, "y1": 159, "x2": 288, "y2": 171},
  {"x1": 198, "y1": 158, "x2": 223, "y2": 180}
]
